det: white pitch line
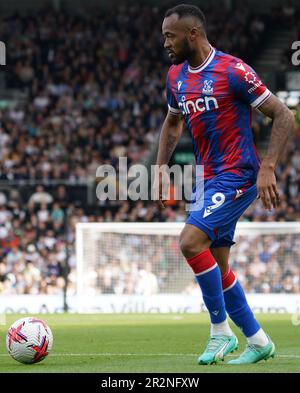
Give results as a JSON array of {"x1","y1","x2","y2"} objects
[{"x1": 1, "y1": 353, "x2": 300, "y2": 358}]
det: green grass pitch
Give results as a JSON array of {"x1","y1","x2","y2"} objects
[{"x1": 0, "y1": 313, "x2": 299, "y2": 373}]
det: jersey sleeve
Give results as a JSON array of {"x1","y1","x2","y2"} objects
[
  {"x1": 166, "y1": 72, "x2": 181, "y2": 114},
  {"x1": 228, "y1": 60, "x2": 271, "y2": 109}
]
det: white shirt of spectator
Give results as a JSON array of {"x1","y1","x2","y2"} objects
[
  {"x1": 0, "y1": 192, "x2": 7, "y2": 205},
  {"x1": 29, "y1": 191, "x2": 53, "y2": 205},
  {"x1": 0, "y1": 226, "x2": 8, "y2": 239},
  {"x1": 0, "y1": 208, "x2": 12, "y2": 225},
  {"x1": 37, "y1": 208, "x2": 49, "y2": 222}
]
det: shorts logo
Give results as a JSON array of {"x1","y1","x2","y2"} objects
[
  {"x1": 178, "y1": 80, "x2": 182, "y2": 91},
  {"x1": 234, "y1": 189, "x2": 244, "y2": 200},
  {"x1": 203, "y1": 206, "x2": 214, "y2": 218},
  {"x1": 203, "y1": 192, "x2": 225, "y2": 218}
]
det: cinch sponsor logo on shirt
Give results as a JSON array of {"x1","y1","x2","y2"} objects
[{"x1": 178, "y1": 95, "x2": 219, "y2": 115}]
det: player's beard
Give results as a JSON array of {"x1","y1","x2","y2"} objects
[{"x1": 171, "y1": 37, "x2": 192, "y2": 65}]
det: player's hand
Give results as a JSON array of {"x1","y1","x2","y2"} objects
[{"x1": 256, "y1": 165, "x2": 280, "y2": 210}]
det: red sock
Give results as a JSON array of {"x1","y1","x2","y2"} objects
[
  {"x1": 187, "y1": 249, "x2": 218, "y2": 275},
  {"x1": 222, "y1": 267, "x2": 237, "y2": 291}
]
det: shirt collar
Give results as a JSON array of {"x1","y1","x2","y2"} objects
[{"x1": 188, "y1": 46, "x2": 216, "y2": 73}]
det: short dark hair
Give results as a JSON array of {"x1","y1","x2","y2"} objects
[{"x1": 165, "y1": 4, "x2": 206, "y2": 30}]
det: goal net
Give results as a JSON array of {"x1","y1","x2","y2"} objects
[{"x1": 75, "y1": 222, "x2": 300, "y2": 313}]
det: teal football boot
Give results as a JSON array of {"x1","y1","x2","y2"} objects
[
  {"x1": 228, "y1": 336, "x2": 275, "y2": 364},
  {"x1": 198, "y1": 335, "x2": 238, "y2": 365}
]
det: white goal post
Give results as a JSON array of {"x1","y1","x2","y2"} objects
[{"x1": 75, "y1": 222, "x2": 300, "y2": 313}]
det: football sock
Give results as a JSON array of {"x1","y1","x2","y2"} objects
[
  {"x1": 210, "y1": 319, "x2": 233, "y2": 337},
  {"x1": 222, "y1": 267, "x2": 262, "y2": 337},
  {"x1": 187, "y1": 249, "x2": 227, "y2": 324},
  {"x1": 247, "y1": 328, "x2": 269, "y2": 347}
]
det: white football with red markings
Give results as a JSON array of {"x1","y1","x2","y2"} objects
[{"x1": 6, "y1": 317, "x2": 53, "y2": 364}]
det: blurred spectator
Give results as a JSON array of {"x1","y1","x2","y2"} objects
[
  {"x1": 282, "y1": 1, "x2": 296, "y2": 26},
  {"x1": 29, "y1": 186, "x2": 53, "y2": 205},
  {"x1": 0, "y1": 192, "x2": 7, "y2": 205}
]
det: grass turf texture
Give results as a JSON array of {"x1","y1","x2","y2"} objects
[{"x1": 0, "y1": 313, "x2": 299, "y2": 373}]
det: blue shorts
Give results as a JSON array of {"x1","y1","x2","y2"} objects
[{"x1": 186, "y1": 172, "x2": 257, "y2": 248}]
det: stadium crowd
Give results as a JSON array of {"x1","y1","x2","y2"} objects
[
  {"x1": 279, "y1": 1, "x2": 300, "y2": 70},
  {"x1": 82, "y1": 232, "x2": 300, "y2": 295},
  {"x1": 0, "y1": 3, "x2": 299, "y2": 295}
]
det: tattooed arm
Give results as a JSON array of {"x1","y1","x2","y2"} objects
[
  {"x1": 156, "y1": 110, "x2": 184, "y2": 165},
  {"x1": 257, "y1": 94, "x2": 295, "y2": 210},
  {"x1": 154, "y1": 110, "x2": 184, "y2": 208}
]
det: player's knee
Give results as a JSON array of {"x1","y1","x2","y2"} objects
[
  {"x1": 179, "y1": 232, "x2": 210, "y2": 259},
  {"x1": 179, "y1": 236, "x2": 193, "y2": 258}
]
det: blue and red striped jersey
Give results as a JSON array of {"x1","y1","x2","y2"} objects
[{"x1": 166, "y1": 46, "x2": 271, "y2": 180}]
